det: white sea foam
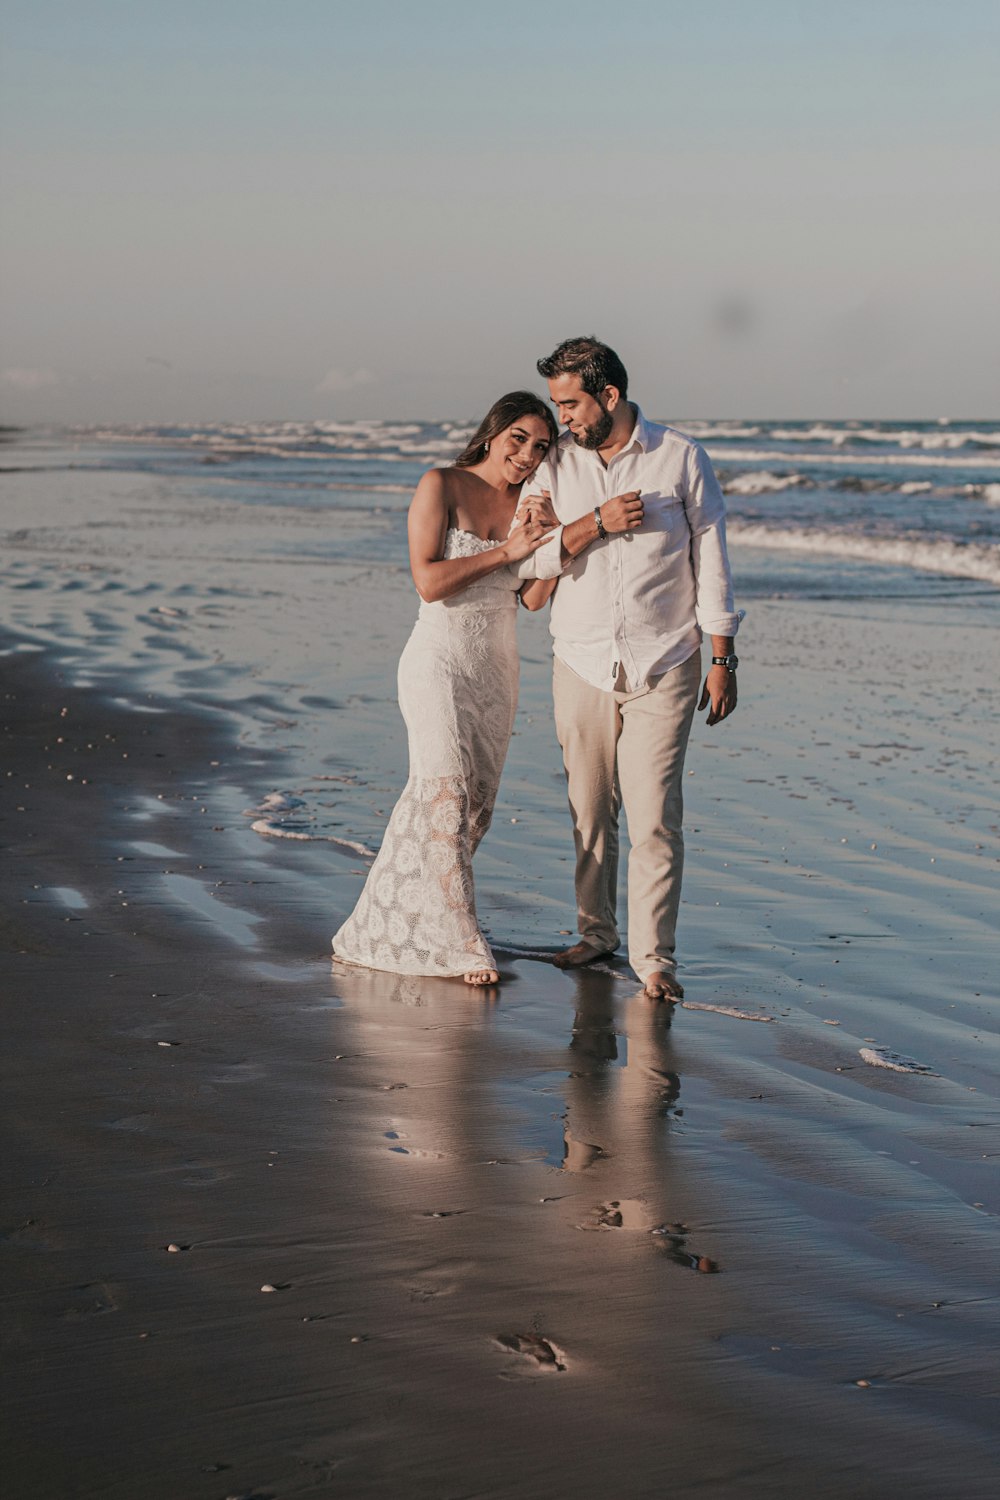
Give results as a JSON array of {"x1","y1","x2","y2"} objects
[
  {"x1": 706, "y1": 446, "x2": 1000, "y2": 471},
  {"x1": 767, "y1": 424, "x2": 856, "y2": 446},
  {"x1": 320, "y1": 481, "x2": 411, "y2": 494},
  {"x1": 71, "y1": 419, "x2": 1000, "y2": 453},
  {"x1": 966, "y1": 482, "x2": 1000, "y2": 506},
  {"x1": 900, "y1": 429, "x2": 1000, "y2": 450},
  {"x1": 250, "y1": 818, "x2": 313, "y2": 841},
  {"x1": 396, "y1": 439, "x2": 462, "y2": 455},
  {"x1": 313, "y1": 421, "x2": 423, "y2": 438},
  {"x1": 724, "y1": 470, "x2": 807, "y2": 495},
  {"x1": 250, "y1": 819, "x2": 375, "y2": 858},
  {"x1": 859, "y1": 1046, "x2": 937, "y2": 1075},
  {"x1": 244, "y1": 791, "x2": 306, "y2": 816},
  {"x1": 678, "y1": 422, "x2": 763, "y2": 440},
  {"x1": 244, "y1": 796, "x2": 375, "y2": 857},
  {"x1": 766, "y1": 426, "x2": 1000, "y2": 450},
  {"x1": 110, "y1": 696, "x2": 167, "y2": 714},
  {"x1": 727, "y1": 521, "x2": 1000, "y2": 585},
  {"x1": 680, "y1": 1002, "x2": 775, "y2": 1022}
]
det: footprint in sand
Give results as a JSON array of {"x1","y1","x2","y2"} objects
[
  {"x1": 58, "y1": 1282, "x2": 120, "y2": 1319},
  {"x1": 407, "y1": 1256, "x2": 476, "y2": 1302},
  {"x1": 561, "y1": 1131, "x2": 605, "y2": 1172},
  {"x1": 408, "y1": 1281, "x2": 461, "y2": 1304},
  {"x1": 495, "y1": 1332, "x2": 567, "y2": 1374},
  {"x1": 384, "y1": 1131, "x2": 447, "y2": 1160},
  {"x1": 180, "y1": 1165, "x2": 231, "y2": 1187},
  {"x1": 579, "y1": 1199, "x2": 651, "y2": 1232},
  {"x1": 651, "y1": 1222, "x2": 720, "y2": 1273}
]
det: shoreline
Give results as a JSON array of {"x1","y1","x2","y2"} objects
[
  {"x1": 3, "y1": 619, "x2": 999, "y2": 1498},
  {"x1": 1, "y1": 433, "x2": 998, "y2": 1497}
]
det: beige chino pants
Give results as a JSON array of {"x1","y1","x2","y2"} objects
[{"x1": 552, "y1": 650, "x2": 701, "y2": 982}]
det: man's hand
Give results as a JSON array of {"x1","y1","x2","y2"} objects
[
  {"x1": 600, "y1": 490, "x2": 643, "y2": 533},
  {"x1": 698, "y1": 664, "x2": 737, "y2": 725},
  {"x1": 518, "y1": 489, "x2": 558, "y2": 529},
  {"x1": 560, "y1": 489, "x2": 644, "y2": 562}
]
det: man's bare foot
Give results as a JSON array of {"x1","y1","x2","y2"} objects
[
  {"x1": 464, "y1": 968, "x2": 499, "y2": 986},
  {"x1": 643, "y1": 970, "x2": 684, "y2": 1001},
  {"x1": 553, "y1": 940, "x2": 616, "y2": 970}
]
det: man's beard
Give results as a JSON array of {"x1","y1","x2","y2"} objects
[{"x1": 572, "y1": 406, "x2": 614, "y2": 450}]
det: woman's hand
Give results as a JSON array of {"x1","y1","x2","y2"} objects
[
  {"x1": 503, "y1": 513, "x2": 556, "y2": 563},
  {"x1": 517, "y1": 488, "x2": 558, "y2": 530}
]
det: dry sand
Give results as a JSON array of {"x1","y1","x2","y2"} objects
[{"x1": 2, "y1": 457, "x2": 999, "y2": 1499}]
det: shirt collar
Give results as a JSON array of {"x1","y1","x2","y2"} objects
[
  {"x1": 626, "y1": 404, "x2": 649, "y2": 453},
  {"x1": 557, "y1": 402, "x2": 649, "y2": 458}
]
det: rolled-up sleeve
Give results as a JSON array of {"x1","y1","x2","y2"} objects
[
  {"x1": 512, "y1": 457, "x2": 565, "y2": 579},
  {"x1": 685, "y1": 443, "x2": 742, "y2": 636},
  {"x1": 514, "y1": 526, "x2": 565, "y2": 580}
]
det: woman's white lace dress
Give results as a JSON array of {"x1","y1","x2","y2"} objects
[{"x1": 332, "y1": 529, "x2": 520, "y2": 976}]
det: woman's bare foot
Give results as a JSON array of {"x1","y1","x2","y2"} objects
[
  {"x1": 464, "y1": 968, "x2": 499, "y2": 986},
  {"x1": 643, "y1": 971, "x2": 684, "y2": 1002},
  {"x1": 552, "y1": 940, "x2": 616, "y2": 970}
]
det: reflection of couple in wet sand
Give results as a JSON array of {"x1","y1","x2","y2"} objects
[
  {"x1": 333, "y1": 336, "x2": 742, "y2": 1001},
  {"x1": 331, "y1": 958, "x2": 706, "y2": 1262}
]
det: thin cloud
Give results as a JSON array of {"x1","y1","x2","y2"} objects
[
  {"x1": 316, "y1": 367, "x2": 376, "y2": 395},
  {"x1": 2, "y1": 367, "x2": 60, "y2": 390}
]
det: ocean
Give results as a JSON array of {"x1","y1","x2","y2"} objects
[
  {"x1": 8, "y1": 416, "x2": 1000, "y2": 599},
  {"x1": 2, "y1": 416, "x2": 998, "y2": 947},
  {"x1": 4, "y1": 419, "x2": 999, "y2": 1496}
]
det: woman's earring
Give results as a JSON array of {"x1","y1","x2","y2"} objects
[{"x1": 484, "y1": 441, "x2": 491, "y2": 455}]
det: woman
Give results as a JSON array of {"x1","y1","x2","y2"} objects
[{"x1": 333, "y1": 392, "x2": 559, "y2": 987}]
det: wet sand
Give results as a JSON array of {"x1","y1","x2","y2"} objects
[{"x1": 2, "y1": 456, "x2": 1000, "y2": 1498}]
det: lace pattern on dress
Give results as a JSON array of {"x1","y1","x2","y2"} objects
[
  {"x1": 333, "y1": 772, "x2": 497, "y2": 975},
  {"x1": 332, "y1": 528, "x2": 520, "y2": 978}
]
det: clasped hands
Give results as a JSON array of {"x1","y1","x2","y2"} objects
[
  {"x1": 504, "y1": 496, "x2": 557, "y2": 562},
  {"x1": 519, "y1": 489, "x2": 645, "y2": 534}
]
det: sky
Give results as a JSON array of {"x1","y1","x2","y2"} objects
[{"x1": 2, "y1": 0, "x2": 999, "y2": 422}]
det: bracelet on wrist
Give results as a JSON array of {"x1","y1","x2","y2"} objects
[{"x1": 594, "y1": 506, "x2": 608, "y2": 541}]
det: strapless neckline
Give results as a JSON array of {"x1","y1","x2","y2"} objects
[{"x1": 447, "y1": 526, "x2": 504, "y2": 547}]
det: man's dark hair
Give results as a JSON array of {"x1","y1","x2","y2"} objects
[{"x1": 537, "y1": 336, "x2": 629, "y2": 401}]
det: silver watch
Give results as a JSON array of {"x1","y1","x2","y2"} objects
[{"x1": 711, "y1": 654, "x2": 739, "y2": 670}]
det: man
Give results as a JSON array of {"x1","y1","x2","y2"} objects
[{"x1": 519, "y1": 336, "x2": 742, "y2": 1001}]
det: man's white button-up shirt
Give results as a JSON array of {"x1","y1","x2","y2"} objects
[{"x1": 519, "y1": 406, "x2": 742, "y2": 693}]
